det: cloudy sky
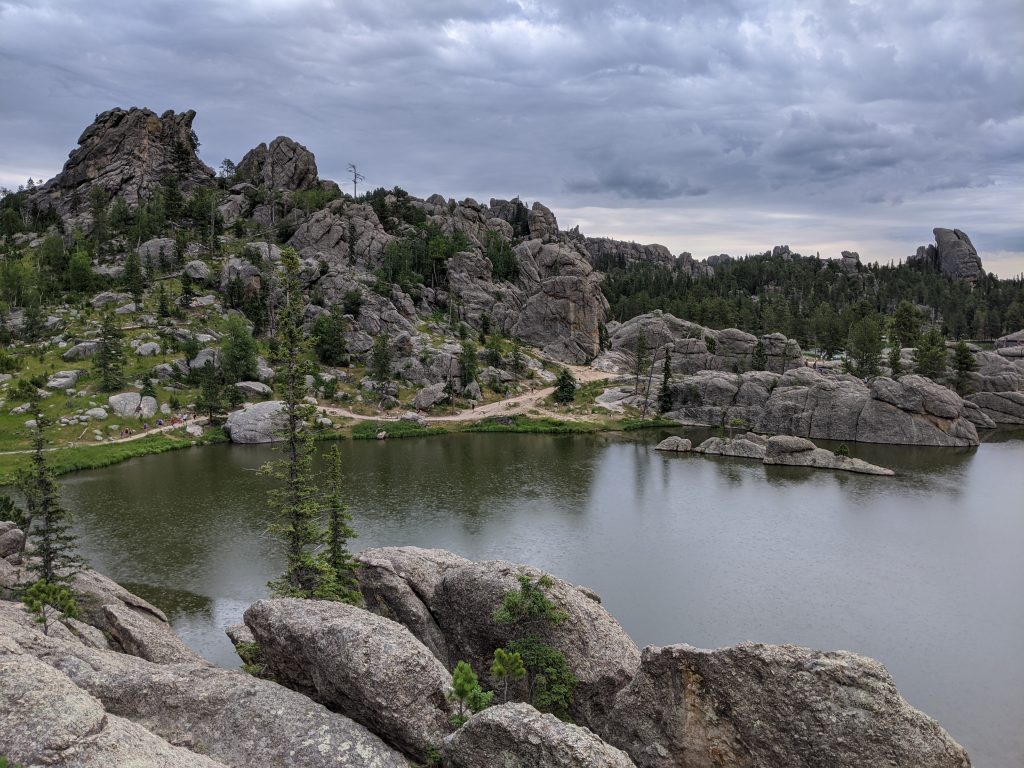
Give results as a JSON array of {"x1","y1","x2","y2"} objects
[{"x1": 2, "y1": 0, "x2": 1022, "y2": 275}]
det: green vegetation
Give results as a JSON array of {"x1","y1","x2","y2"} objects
[
  {"x1": 465, "y1": 416, "x2": 596, "y2": 434},
  {"x1": 448, "y1": 660, "x2": 494, "y2": 726},
  {"x1": 21, "y1": 579, "x2": 79, "y2": 636},
  {"x1": 94, "y1": 310, "x2": 126, "y2": 391},
  {"x1": 234, "y1": 640, "x2": 265, "y2": 676},
  {"x1": 553, "y1": 368, "x2": 577, "y2": 404},
  {"x1": 657, "y1": 352, "x2": 673, "y2": 414},
  {"x1": 952, "y1": 340, "x2": 978, "y2": 395},
  {"x1": 490, "y1": 647, "x2": 527, "y2": 703},
  {"x1": 913, "y1": 328, "x2": 948, "y2": 381},
  {"x1": 351, "y1": 420, "x2": 447, "y2": 440}
]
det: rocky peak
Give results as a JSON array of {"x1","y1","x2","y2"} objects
[
  {"x1": 236, "y1": 135, "x2": 319, "y2": 191},
  {"x1": 909, "y1": 228, "x2": 984, "y2": 286},
  {"x1": 29, "y1": 107, "x2": 215, "y2": 224}
]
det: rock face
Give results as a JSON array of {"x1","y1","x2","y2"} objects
[
  {"x1": 668, "y1": 369, "x2": 980, "y2": 447},
  {"x1": 694, "y1": 433, "x2": 767, "y2": 459},
  {"x1": 763, "y1": 435, "x2": 894, "y2": 475},
  {"x1": 967, "y1": 391, "x2": 1024, "y2": 424},
  {"x1": 237, "y1": 136, "x2": 319, "y2": 191},
  {"x1": 107, "y1": 392, "x2": 157, "y2": 419},
  {"x1": 224, "y1": 400, "x2": 286, "y2": 443},
  {"x1": 909, "y1": 228, "x2": 984, "y2": 286},
  {"x1": 654, "y1": 436, "x2": 691, "y2": 452},
  {"x1": 0, "y1": 600, "x2": 408, "y2": 768},
  {"x1": 28, "y1": 107, "x2": 214, "y2": 228},
  {"x1": 244, "y1": 598, "x2": 455, "y2": 761},
  {"x1": 600, "y1": 642, "x2": 971, "y2": 768},
  {"x1": 355, "y1": 547, "x2": 640, "y2": 729},
  {"x1": 595, "y1": 311, "x2": 803, "y2": 376},
  {"x1": 444, "y1": 702, "x2": 636, "y2": 768}
]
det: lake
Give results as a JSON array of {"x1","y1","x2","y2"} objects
[{"x1": 59, "y1": 429, "x2": 1024, "y2": 767}]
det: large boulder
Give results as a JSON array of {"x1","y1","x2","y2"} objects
[
  {"x1": 101, "y1": 603, "x2": 205, "y2": 664},
  {"x1": 237, "y1": 136, "x2": 319, "y2": 191},
  {"x1": 966, "y1": 391, "x2": 1024, "y2": 424},
  {"x1": 137, "y1": 237, "x2": 177, "y2": 269},
  {"x1": 0, "y1": 601, "x2": 407, "y2": 768},
  {"x1": 669, "y1": 369, "x2": 982, "y2": 447},
  {"x1": 107, "y1": 392, "x2": 158, "y2": 419},
  {"x1": 413, "y1": 382, "x2": 448, "y2": 410},
  {"x1": 28, "y1": 108, "x2": 215, "y2": 229},
  {"x1": 694, "y1": 433, "x2": 767, "y2": 459},
  {"x1": 600, "y1": 642, "x2": 971, "y2": 768},
  {"x1": 356, "y1": 548, "x2": 640, "y2": 729},
  {"x1": 0, "y1": 654, "x2": 223, "y2": 768},
  {"x1": 224, "y1": 400, "x2": 286, "y2": 443},
  {"x1": 244, "y1": 598, "x2": 455, "y2": 761},
  {"x1": 62, "y1": 340, "x2": 100, "y2": 360},
  {"x1": 444, "y1": 702, "x2": 636, "y2": 768}
]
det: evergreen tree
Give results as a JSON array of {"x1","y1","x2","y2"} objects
[
  {"x1": 157, "y1": 282, "x2": 171, "y2": 317},
  {"x1": 893, "y1": 300, "x2": 922, "y2": 349},
  {"x1": 195, "y1": 360, "x2": 225, "y2": 419},
  {"x1": 124, "y1": 251, "x2": 145, "y2": 307},
  {"x1": 323, "y1": 445, "x2": 360, "y2": 603},
  {"x1": 887, "y1": 331, "x2": 903, "y2": 377},
  {"x1": 369, "y1": 333, "x2": 392, "y2": 383},
  {"x1": 312, "y1": 307, "x2": 349, "y2": 366},
  {"x1": 845, "y1": 317, "x2": 883, "y2": 378},
  {"x1": 633, "y1": 328, "x2": 650, "y2": 394},
  {"x1": 179, "y1": 272, "x2": 196, "y2": 307},
  {"x1": 263, "y1": 249, "x2": 343, "y2": 600},
  {"x1": 952, "y1": 340, "x2": 977, "y2": 395},
  {"x1": 20, "y1": 414, "x2": 82, "y2": 584},
  {"x1": 459, "y1": 341, "x2": 479, "y2": 388},
  {"x1": 657, "y1": 351, "x2": 673, "y2": 414},
  {"x1": 221, "y1": 315, "x2": 259, "y2": 383},
  {"x1": 751, "y1": 339, "x2": 768, "y2": 371},
  {"x1": 510, "y1": 338, "x2": 526, "y2": 377},
  {"x1": 553, "y1": 367, "x2": 577, "y2": 404},
  {"x1": 913, "y1": 328, "x2": 948, "y2": 380},
  {"x1": 22, "y1": 579, "x2": 79, "y2": 636},
  {"x1": 491, "y1": 647, "x2": 526, "y2": 703},
  {"x1": 94, "y1": 311, "x2": 125, "y2": 391},
  {"x1": 449, "y1": 660, "x2": 493, "y2": 726}
]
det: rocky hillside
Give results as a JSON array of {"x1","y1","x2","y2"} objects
[{"x1": 0, "y1": 533, "x2": 972, "y2": 767}]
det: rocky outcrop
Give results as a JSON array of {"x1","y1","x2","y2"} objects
[
  {"x1": 595, "y1": 311, "x2": 803, "y2": 376},
  {"x1": 0, "y1": 600, "x2": 408, "y2": 768},
  {"x1": 909, "y1": 228, "x2": 984, "y2": 286},
  {"x1": 355, "y1": 547, "x2": 640, "y2": 729},
  {"x1": 101, "y1": 603, "x2": 206, "y2": 664},
  {"x1": 582, "y1": 236, "x2": 711, "y2": 279},
  {"x1": 237, "y1": 136, "x2": 319, "y2": 191},
  {"x1": 994, "y1": 329, "x2": 1024, "y2": 350},
  {"x1": 62, "y1": 340, "x2": 100, "y2": 360},
  {"x1": 654, "y1": 436, "x2": 691, "y2": 452},
  {"x1": 967, "y1": 391, "x2": 1024, "y2": 424},
  {"x1": 444, "y1": 702, "x2": 636, "y2": 768},
  {"x1": 244, "y1": 598, "x2": 455, "y2": 761},
  {"x1": 600, "y1": 642, "x2": 970, "y2": 768},
  {"x1": 694, "y1": 433, "x2": 767, "y2": 459},
  {"x1": 107, "y1": 391, "x2": 158, "y2": 419},
  {"x1": 667, "y1": 369, "x2": 981, "y2": 447},
  {"x1": 28, "y1": 107, "x2": 214, "y2": 228},
  {"x1": 223, "y1": 400, "x2": 286, "y2": 443},
  {"x1": 763, "y1": 435, "x2": 894, "y2": 475}
]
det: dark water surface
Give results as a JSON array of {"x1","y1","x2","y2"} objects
[{"x1": 60, "y1": 430, "x2": 1024, "y2": 767}]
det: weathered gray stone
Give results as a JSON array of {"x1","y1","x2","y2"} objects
[
  {"x1": 137, "y1": 237, "x2": 176, "y2": 269},
  {"x1": 237, "y1": 136, "x2": 319, "y2": 191},
  {"x1": 600, "y1": 642, "x2": 971, "y2": 768},
  {"x1": 654, "y1": 436, "x2": 691, "y2": 452},
  {"x1": 444, "y1": 702, "x2": 636, "y2": 768},
  {"x1": 413, "y1": 382, "x2": 448, "y2": 410},
  {"x1": 967, "y1": 390, "x2": 1024, "y2": 424},
  {"x1": 184, "y1": 259, "x2": 211, "y2": 281},
  {"x1": 245, "y1": 597, "x2": 455, "y2": 761},
  {"x1": 62, "y1": 340, "x2": 100, "y2": 360},
  {"x1": 0, "y1": 527, "x2": 25, "y2": 559},
  {"x1": 224, "y1": 400, "x2": 286, "y2": 443},
  {"x1": 46, "y1": 369, "x2": 81, "y2": 389},
  {"x1": 694, "y1": 435, "x2": 767, "y2": 459},
  {"x1": 84, "y1": 406, "x2": 108, "y2": 420},
  {"x1": 136, "y1": 341, "x2": 161, "y2": 356},
  {"x1": 107, "y1": 392, "x2": 141, "y2": 418},
  {"x1": 763, "y1": 435, "x2": 894, "y2": 475},
  {"x1": 908, "y1": 228, "x2": 984, "y2": 286},
  {"x1": 101, "y1": 603, "x2": 206, "y2": 664},
  {"x1": 234, "y1": 380, "x2": 273, "y2": 397}
]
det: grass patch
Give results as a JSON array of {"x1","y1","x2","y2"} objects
[
  {"x1": 464, "y1": 415, "x2": 599, "y2": 434},
  {"x1": 619, "y1": 417, "x2": 680, "y2": 431},
  {"x1": 351, "y1": 420, "x2": 448, "y2": 440},
  {"x1": 0, "y1": 431, "x2": 227, "y2": 485}
]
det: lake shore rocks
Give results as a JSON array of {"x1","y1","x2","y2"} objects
[
  {"x1": 666, "y1": 368, "x2": 981, "y2": 447},
  {"x1": 223, "y1": 400, "x2": 286, "y2": 443},
  {"x1": 654, "y1": 435, "x2": 691, "y2": 452},
  {"x1": 599, "y1": 642, "x2": 971, "y2": 768},
  {"x1": 763, "y1": 434, "x2": 895, "y2": 475}
]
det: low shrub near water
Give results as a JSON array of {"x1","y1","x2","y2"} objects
[
  {"x1": 465, "y1": 415, "x2": 596, "y2": 434},
  {"x1": 351, "y1": 420, "x2": 447, "y2": 440}
]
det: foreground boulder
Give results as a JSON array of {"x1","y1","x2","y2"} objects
[
  {"x1": 444, "y1": 702, "x2": 636, "y2": 768},
  {"x1": 245, "y1": 597, "x2": 455, "y2": 761},
  {"x1": 600, "y1": 642, "x2": 971, "y2": 768},
  {"x1": 356, "y1": 547, "x2": 641, "y2": 729},
  {"x1": 0, "y1": 601, "x2": 407, "y2": 768}
]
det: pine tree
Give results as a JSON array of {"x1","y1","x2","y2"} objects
[
  {"x1": 322, "y1": 446, "x2": 360, "y2": 604},
  {"x1": 312, "y1": 307, "x2": 349, "y2": 366},
  {"x1": 633, "y1": 329, "x2": 650, "y2": 394},
  {"x1": 179, "y1": 272, "x2": 196, "y2": 307},
  {"x1": 657, "y1": 351, "x2": 673, "y2": 414},
  {"x1": 888, "y1": 331, "x2": 903, "y2": 377},
  {"x1": 264, "y1": 250, "x2": 340, "y2": 600},
  {"x1": 157, "y1": 282, "x2": 171, "y2": 317},
  {"x1": 369, "y1": 333, "x2": 392, "y2": 383},
  {"x1": 94, "y1": 311, "x2": 125, "y2": 391},
  {"x1": 553, "y1": 367, "x2": 577, "y2": 404},
  {"x1": 22, "y1": 579, "x2": 79, "y2": 636},
  {"x1": 751, "y1": 339, "x2": 768, "y2": 371},
  {"x1": 893, "y1": 300, "x2": 922, "y2": 349},
  {"x1": 952, "y1": 340, "x2": 977, "y2": 395},
  {"x1": 221, "y1": 315, "x2": 259, "y2": 383},
  {"x1": 195, "y1": 360, "x2": 225, "y2": 419},
  {"x1": 20, "y1": 414, "x2": 82, "y2": 584},
  {"x1": 459, "y1": 341, "x2": 478, "y2": 388},
  {"x1": 124, "y1": 250, "x2": 145, "y2": 307},
  {"x1": 845, "y1": 317, "x2": 883, "y2": 378},
  {"x1": 491, "y1": 647, "x2": 526, "y2": 703},
  {"x1": 449, "y1": 660, "x2": 493, "y2": 726},
  {"x1": 913, "y1": 328, "x2": 947, "y2": 381}
]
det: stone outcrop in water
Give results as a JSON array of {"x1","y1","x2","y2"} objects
[
  {"x1": 666, "y1": 368, "x2": 981, "y2": 447},
  {"x1": 28, "y1": 107, "x2": 214, "y2": 229},
  {"x1": 763, "y1": 434, "x2": 894, "y2": 475}
]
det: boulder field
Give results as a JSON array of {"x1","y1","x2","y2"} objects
[{"x1": 0, "y1": 527, "x2": 972, "y2": 767}]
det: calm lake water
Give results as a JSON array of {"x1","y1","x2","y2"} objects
[{"x1": 59, "y1": 430, "x2": 1024, "y2": 767}]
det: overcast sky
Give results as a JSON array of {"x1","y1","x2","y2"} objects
[{"x1": 2, "y1": 0, "x2": 1022, "y2": 275}]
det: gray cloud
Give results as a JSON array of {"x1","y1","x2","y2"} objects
[{"x1": 0, "y1": 0, "x2": 1021, "y2": 274}]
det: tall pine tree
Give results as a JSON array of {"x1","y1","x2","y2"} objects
[
  {"x1": 657, "y1": 351, "x2": 673, "y2": 414},
  {"x1": 94, "y1": 311, "x2": 125, "y2": 392}
]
